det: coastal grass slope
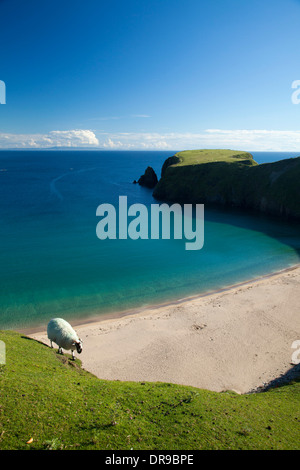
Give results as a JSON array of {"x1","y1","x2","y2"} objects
[
  {"x1": 167, "y1": 149, "x2": 257, "y2": 166},
  {"x1": 153, "y1": 149, "x2": 300, "y2": 219},
  {"x1": 0, "y1": 331, "x2": 299, "y2": 450}
]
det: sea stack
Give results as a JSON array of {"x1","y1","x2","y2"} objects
[{"x1": 137, "y1": 166, "x2": 158, "y2": 189}]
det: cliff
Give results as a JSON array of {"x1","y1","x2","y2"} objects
[{"x1": 153, "y1": 149, "x2": 300, "y2": 220}]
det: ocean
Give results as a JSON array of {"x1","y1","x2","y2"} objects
[{"x1": 0, "y1": 150, "x2": 299, "y2": 330}]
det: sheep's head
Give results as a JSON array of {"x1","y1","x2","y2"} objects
[{"x1": 74, "y1": 339, "x2": 83, "y2": 354}]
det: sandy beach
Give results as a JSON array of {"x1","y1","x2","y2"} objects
[{"x1": 30, "y1": 266, "x2": 300, "y2": 394}]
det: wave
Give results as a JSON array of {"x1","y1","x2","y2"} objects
[{"x1": 50, "y1": 167, "x2": 97, "y2": 201}]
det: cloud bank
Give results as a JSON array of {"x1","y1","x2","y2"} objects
[
  {"x1": 0, "y1": 129, "x2": 99, "y2": 148},
  {"x1": 100, "y1": 129, "x2": 300, "y2": 152},
  {"x1": 0, "y1": 128, "x2": 300, "y2": 151}
]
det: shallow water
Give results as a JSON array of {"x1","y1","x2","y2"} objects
[{"x1": 0, "y1": 150, "x2": 299, "y2": 329}]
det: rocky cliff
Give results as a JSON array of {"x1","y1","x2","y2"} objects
[{"x1": 153, "y1": 150, "x2": 300, "y2": 220}]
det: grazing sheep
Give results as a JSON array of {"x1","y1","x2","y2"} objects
[{"x1": 47, "y1": 318, "x2": 83, "y2": 360}]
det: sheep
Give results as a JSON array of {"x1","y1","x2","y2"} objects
[{"x1": 47, "y1": 318, "x2": 83, "y2": 360}]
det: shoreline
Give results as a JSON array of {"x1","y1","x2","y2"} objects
[
  {"x1": 22, "y1": 262, "x2": 299, "y2": 336},
  {"x1": 30, "y1": 264, "x2": 300, "y2": 394}
]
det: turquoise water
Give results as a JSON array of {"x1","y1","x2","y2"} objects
[{"x1": 0, "y1": 150, "x2": 299, "y2": 330}]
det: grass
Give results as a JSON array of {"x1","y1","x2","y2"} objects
[
  {"x1": 153, "y1": 149, "x2": 300, "y2": 219},
  {"x1": 173, "y1": 149, "x2": 257, "y2": 167},
  {"x1": 0, "y1": 330, "x2": 299, "y2": 450}
]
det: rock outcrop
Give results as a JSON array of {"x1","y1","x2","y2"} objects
[{"x1": 138, "y1": 166, "x2": 158, "y2": 189}]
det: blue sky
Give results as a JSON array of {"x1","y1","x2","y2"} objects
[{"x1": 1, "y1": 0, "x2": 300, "y2": 150}]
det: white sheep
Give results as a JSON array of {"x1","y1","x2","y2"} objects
[{"x1": 47, "y1": 318, "x2": 83, "y2": 360}]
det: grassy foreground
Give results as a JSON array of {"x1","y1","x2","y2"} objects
[{"x1": 0, "y1": 330, "x2": 299, "y2": 450}]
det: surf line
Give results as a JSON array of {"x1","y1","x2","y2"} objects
[{"x1": 96, "y1": 196, "x2": 204, "y2": 251}]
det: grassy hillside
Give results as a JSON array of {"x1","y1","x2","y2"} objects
[
  {"x1": 168, "y1": 149, "x2": 257, "y2": 167},
  {"x1": 153, "y1": 150, "x2": 300, "y2": 220},
  {"x1": 0, "y1": 330, "x2": 299, "y2": 450}
]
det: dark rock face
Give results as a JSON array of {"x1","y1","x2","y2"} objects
[
  {"x1": 138, "y1": 166, "x2": 158, "y2": 189},
  {"x1": 160, "y1": 155, "x2": 180, "y2": 177},
  {"x1": 153, "y1": 155, "x2": 300, "y2": 220}
]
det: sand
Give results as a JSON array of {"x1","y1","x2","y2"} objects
[{"x1": 30, "y1": 266, "x2": 300, "y2": 394}]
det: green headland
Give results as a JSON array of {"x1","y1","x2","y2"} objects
[{"x1": 153, "y1": 149, "x2": 300, "y2": 220}]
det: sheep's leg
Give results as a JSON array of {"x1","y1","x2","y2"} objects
[
  {"x1": 58, "y1": 347, "x2": 63, "y2": 355},
  {"x1": 72, "y1": 350, "x2": 75, "y2": 360},
  {"x1": 50, "y1": 340, "x2": 53, "y2": 349}
]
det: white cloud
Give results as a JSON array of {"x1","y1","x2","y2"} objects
[
  {"x1": 98, "y1": 129, "x2": 300, "y2": 151},
  {"x1": 1, "y1": 128, "x2": 300, "y2": 151},
  {"x1": 86, "y1": 114, "x2": 151, "y2": 122},
  {"x1": 129, "y1": 114, "x2": 151, "y2": 118},
  {"x1": 87, "y1": 116, "x2": 122, "y2": 121},
  {"x1": 204, "y1": 129, "x2": 300, "y2": 151},
  {"x1": 0, "y1": 129, "x2": 99, "y2": 148},
  {"x1": 49, "y1": 130, "x2": 99, "y2": 146},
  {"x1": 102, "y1": 138, "x2": 124, "y2": 149}
]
